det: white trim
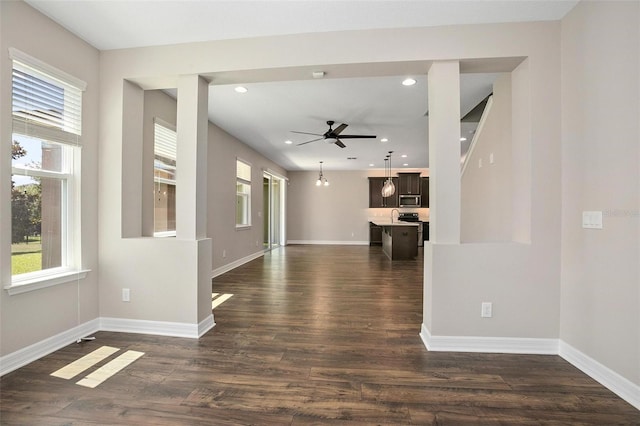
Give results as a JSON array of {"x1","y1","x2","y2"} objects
[
  {"x1": 0, "y1": 318, "x2": 100, "y2": 376},
  {"x1": 559, "y1": 341, "x2": 640, "y2": 411},
  {"x1": 212, "y1": 250, "x2": 264, "y2": 278},
  {"x1": 419, "y1": 325, "x2": 640, "y2": 410},
  {"x1": 9, "y1": 47, "x2": 87, "y2": 91},
  {"x1": 6, "y1": 269, "x2": 89, "y2": 295},
  {"x1": 419, "y1": 324, "x2": 559, "y2": 355},
  {"x1": 100, "y1": 317, "x2": 203, "y2": 339},
  {"x1": 198, "y1": 314, "x2": 215, "y2": 337},
  {"x1": 287, "y1": 240, "x2": 369, "y2": 246},
  {"x1": 153, "y1": 117, "x2": 176, "y2": 132}
]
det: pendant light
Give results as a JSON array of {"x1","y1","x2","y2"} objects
[
  {"x1": 316, "y1": 161, "x2": 329, "y2": 187},
  {"x1": 382, "y1": 151, "x2": 395, "y2": 197}
]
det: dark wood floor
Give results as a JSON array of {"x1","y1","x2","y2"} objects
[{"x1": 1, "y1": 245, "x2": 639, "y2": 425}]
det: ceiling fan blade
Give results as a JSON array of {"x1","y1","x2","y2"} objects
[
  {"x1": 335, "y1": 139, "x2": 346, "y2": 148},
  {"x1": 296, "y1": 137, "x2": 324, "y2": 146},
  {"x1": 333, "y1": 123, "x2": 348, "y2": 135},
  {"x1": 291, "y1": 130, "x2": 324, "y2": 136},
  {"x1": 335, "y1": 134, "x2": 377, "y2": 139}
]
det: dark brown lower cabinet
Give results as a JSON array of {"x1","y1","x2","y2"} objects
[{"x1": 369, "y1": 222, "x2": 382, "y2": 245}]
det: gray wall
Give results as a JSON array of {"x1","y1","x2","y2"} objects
[
  {"x1": 560, "y1": 0, "x2": 640, "y2": 386},
  {"x1": 0, "y1": 1, "x2": 100, "y2": 355},
  {"x1": 287, "y1": 169, "x2": 429, "y2": 244},
  {"x1": 208, "y1": 123, "x2": 288, "y2": 271},
  {"x1": 461, "y1": 73, "x2": 513, "y2": 242}
]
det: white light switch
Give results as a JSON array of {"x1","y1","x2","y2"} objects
[
  {"x1": 481, "y1": 302, "x2": 492, "y2": 318},
  {"x1": 582, "y1": 211, "x2": 603, "y2": 229},
  {"x1": 489, "y1": 153, "x2": 494, "y2": 164},
  {"x1": 478, "y1": 158, "x2": 483, "y2": 168}
]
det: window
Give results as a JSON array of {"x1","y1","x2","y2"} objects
[
  {"x1": 236, "y1": 159, "x2": 251, "y2": 227},
  {"x1": 9, "y1": 49, "x2": 85, "y2": 291},
  {"x1": 153, "y1": 120, "x2": 177, "y2": 237}
]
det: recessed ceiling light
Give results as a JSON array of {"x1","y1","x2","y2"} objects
[
  {"x1": 285, "y1": 140, "x2": 292, "y2": 145},
  {"x1": 380, "y1": 138, "x2": 389, "y2": 142},
  {"x1": 401, "y1": 154, "x2": 407, "y2": 158},
  {"x1": 403, "y1": 163, "x2": 409, "y2": 166},
  {"x1": 234, "y1": 86, "x2": 248, "y2": 93},
  {"x1": 460, "y1": 137, "x2": 467, "y2": 142},
  {"x1": 369, "y1": 163, "x2": 375, "y2": 167},
  {"x1": 402, "y1": 78, "x2": 417, "y2": 86}
]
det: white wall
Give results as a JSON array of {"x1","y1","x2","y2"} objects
[
  {"x1": 560, "y1": 0, "x2": 640, "y2": 386},
  {"x1": 0, "y1": 1, "x2": 100, "y2": 356},
  {"x1": 461, "y1": 73, "x2": 513, "y2": 242}
]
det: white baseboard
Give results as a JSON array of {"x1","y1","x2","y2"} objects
[
  {"x1": 0, "y1": 318, "x2": 100, "y2": 376},
  {"x1": 559, "y1": 341, "x2": 640, "y2": 411},
  {"x1": 287, "y1": 240, "x2": 369, "y2": 246},
  {"x1": 198, "y1": 314, "x2": 215, "y2": 337},
  {"x1": 420, "y1": 324, "x2": 640, "y2": 410},
  {"x1": 100, "y1": 317, "x2": 206, "y2": 339},
  {"x1": 419, "y1": 324, "x2": 559, "y2": 354},
  {"x1": 211, "y1": 250, "x2": 264, "y2": 278},
  {"x1": 1, "y1": 315, "x2": 217, "y2": 377}
]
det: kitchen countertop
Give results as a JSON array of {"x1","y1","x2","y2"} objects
[{"x1": 370, "y1": 220, "x2": 420, "y2": 227}]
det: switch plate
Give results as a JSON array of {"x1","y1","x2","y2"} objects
[
  {"x1": 478, "y1": 158, "x2": 483, "y2": 168},
  {"x1": 489, "y1": 153, "x2": 494, "y2": 164},
  {"x1": 582, "y1": 211, "x2": 603, "y2": 229},
  {"x1": 122, "y1": 288, "x2": 130, "y2": 302},
  {"x1": 481, "y1": 302, "x2": 492, "y2": 318}
]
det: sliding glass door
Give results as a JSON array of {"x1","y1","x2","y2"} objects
[{"x1": 263, "y1": 172, "x2": 285, "y2": 251}]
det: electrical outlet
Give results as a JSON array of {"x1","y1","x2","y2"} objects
[
  {"x1": 122, "y1": 288, "x2": 130, "y2": 302},
  {"x1": 481, "y1": 302, "x2": 492, "y2": 318}
]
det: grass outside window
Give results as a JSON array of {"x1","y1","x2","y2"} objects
[{"x1": 11, "y1": 237, "x2": 42, "y2": 275}]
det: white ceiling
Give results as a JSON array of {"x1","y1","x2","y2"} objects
[{"x1": 26, "y1": 0, "x2": 578, "y2": 171}]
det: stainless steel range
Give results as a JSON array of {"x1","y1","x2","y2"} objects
[{"x1": 398, "y1": 213, "x2": 423, "y2": 246}]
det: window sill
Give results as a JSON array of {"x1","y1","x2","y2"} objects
[
  {"x1": 236, "y1": 225, "x2": 251, "y2": 231},
  {"x1": 5, "y1": 269, "x2": 90, "y2": 296}
]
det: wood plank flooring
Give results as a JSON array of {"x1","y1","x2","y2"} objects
[{"x1": 1, "y1": 245, "x2": 639, "y2": 424}]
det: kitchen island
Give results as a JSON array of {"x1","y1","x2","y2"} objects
[{"x1": 370, "y1": 220, "x2": 419, "y2": 260}]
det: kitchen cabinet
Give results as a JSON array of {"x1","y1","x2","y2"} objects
[
  {"x1": 421, "y1": 177, "x2": 429, "y2": 207},
  {"x1": 369, "y1": 222, "x2": 382, "y2": 245},
  {"x1": 398, "y1": 172, "x2": 421, "y2": 195},
  {"x1": 372, "y1": 222, "x2": 418, "y2": 260},
  {"x1": 422, "y1": 222, "x2": 429, "y2": 241},
  {"x1": 368, "y1": 177, "x2": 398, "y2": 208}
]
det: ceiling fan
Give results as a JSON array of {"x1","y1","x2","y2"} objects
[{"x1": 293, "y1": 120, "x2": 376, "y2": 148}]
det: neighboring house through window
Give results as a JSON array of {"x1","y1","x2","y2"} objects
[
  {"x1": 9, "y1": 49, "x2": 85, "y2": 291},
  {"x1": 236, "y1": 159, "x2": 251, "y2": 227},
  {"x1": 153, "y1": 119, "x2": 177, "y2": 237}
]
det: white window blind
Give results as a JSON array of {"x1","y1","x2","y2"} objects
[
  {"x1": 154, "y1": 121, "x2": 177, "y2": 161},
  {"x1": 12, "y1": 61, "x2": 82, "y2": 137}
]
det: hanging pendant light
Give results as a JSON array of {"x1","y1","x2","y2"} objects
[
  {"x1": 316, "y1": 161, "x2": 329, "y2": 187},
  {"x1": 382, "y1": 151, "x2": 395, "y2": 197},
  {"x1": 381, "y1": 158, "x2": 389, "y2": 197}
]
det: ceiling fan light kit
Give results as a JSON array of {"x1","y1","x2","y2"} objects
[{"x1": 293, "y1": 120, "x2": 376, "y2": 149}]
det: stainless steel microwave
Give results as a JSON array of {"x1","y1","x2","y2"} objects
[{"x1": 399, "y1": 195, "x2": 421, "y2": 207}]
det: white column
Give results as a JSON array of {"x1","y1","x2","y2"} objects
[
  {"x1": 176, "y1": 75, "x2": 209, "y2": 240},
  {"x1": 427, "y1": 61, "x2": 461, "y2": 243}
]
